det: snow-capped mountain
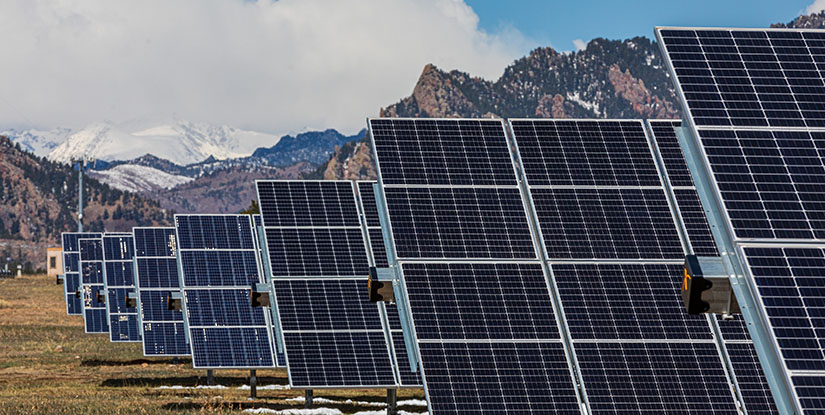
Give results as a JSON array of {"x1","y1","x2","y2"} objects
[
  {"x1": 87, "y1": 164, "x2": 193, "y2": 193},
  {"x1": 1, "y1": 127, "x2": 73, "y2": 157},
  {"x1": 47, "y1": 119, "x2": 281, "y2": 166}
]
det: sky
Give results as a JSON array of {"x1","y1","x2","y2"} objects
[{"x1": 0, "y1": 0, "x2": 822, "y2": 136}]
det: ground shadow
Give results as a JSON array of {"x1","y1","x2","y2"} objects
[
  {"x1": 81, "y1": 358, "x2": 184, "y2": 367},
  {"x1": 100, "y1": 375, "x2": 286, "y2": 388}
]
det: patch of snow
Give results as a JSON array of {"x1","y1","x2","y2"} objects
[
  {"x1": 238, "y1": 384, "x2": 290, "y2": 390},
  {"x1": 397, "y1": 399, "x2": 428, "y2": 407},
  {"x1": 566, "y1": 92, "x2": 602, "y2": 117},
  {"x1": 353, "y1": 411, "x2": 427, "y2": 415},
  {"x1": 244, "y1": 409, "x2": 342, "y2": 415},
  {"x1": 2, "y1": 127, "x2": 72, "y2": 157},
  {"x1": 88, "y1": 164, "x2": 192, "y2": 193},
  {"x1": 48, "y1": 119, "x2": 281, "y2": 165}
]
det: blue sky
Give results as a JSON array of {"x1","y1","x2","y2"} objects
[{"x1": 467, "y1": 0, "x2": 816, "y2": 51}]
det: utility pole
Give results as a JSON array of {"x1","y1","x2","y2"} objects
[{"x1": 73, "y1": 158, "x2": 91, "y2": 232}]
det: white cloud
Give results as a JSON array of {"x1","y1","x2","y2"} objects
[
  {"x1": 572, "y1": 39, "x2": 587, "y2": 52},
  {"x1": 807, "y1": 0, "x2": 825, "y2": 14},
  {"x1": 0, "y1": 0, "x2": 532, "y2": 134}
]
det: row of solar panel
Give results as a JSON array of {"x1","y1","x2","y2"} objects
[
  {"x1": 60, "y1": 182, "x2": 420, "y2": 388},
  {"x1": 366, "y1": 117, "x2": 778, "y2": 415}
]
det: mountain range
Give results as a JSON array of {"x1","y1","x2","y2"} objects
[{"x1": 2, "y1": 9, "x2": 823, "y2": 269}]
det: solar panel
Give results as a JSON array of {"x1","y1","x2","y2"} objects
[
  {"x1": 249, "y1": 215, "x2": 287, "y2": 367},
  {"x1": 256, "y1": 180, "x2": 395, "y2": 388},
  {"x1": 61, "y1": 232, "x2": 101, "y2": 315},
  {"x1": 133, "y1": 227, "x2": 189, "y2": 356},
  {"x1": 368, "y1": 118, "x2": 580, "y2": 413},
  {"x1": 357, "y1": 180, "x2": 421, "y2": 386},
  {"x1": 79, "y1": 237, "x2": 108, "y2": 334},
  {"x1": 509, "y1": 118, "x2": 740, "y2": 414},
  {"x1": 175, "y1": 215, "x2": 276, "y2": 369},
  {"x1": 657, "y1": 26, "x2": 825, "y2": 413},
  {"x1": 648, "y1": 120, "x2": 720, "y2": 256},
  {"x1": 511, "y1": 119, "x2": 684, "y2": 261},
  {"x1": 102, "y1": 234, "x2": 140, "y2": 342},
  {"x1": 658, "y1": 29, "x2": 825, "y2": 128}
]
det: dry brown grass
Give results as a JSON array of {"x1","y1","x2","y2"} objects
[{"x1": 0, "y1": 274, "x2": 424, "y2": 414}]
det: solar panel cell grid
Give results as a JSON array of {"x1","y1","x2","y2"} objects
[
  {"x1": 511, "y1": 119, "x2": 662, "y2": 187},
  {"x1": 743, "y1": 246, "x2": 825, "y2": 372},
  {"x1": 256, "y1": 181, "x2": 395, "y2": 386},
  {"x1": 418, "y1": 342, "x2": 580, "y2": 415},
  {"x1": 659, "y1": 29, "x2": 825, "y2": 128},
  {"x1": 649, "y1": 120, "x2": 696, "y2": 187},
  {"x1": 576, "y1": 342, "x2": 739, "y2": 415},
  {"x1": 553, "y1": 263, "x2": 713, "y2": 340},
  {"x1": 403, "y1": 262, "x2": 560, "y2": 341},
  {"x1": 369, "y1": 118, "x2": 517, "y2": 186},
  {"x1": 257, "y1": 181, "x2": 361, "y2": 227},
  {"x1": 102, "y1": 235, "x2": 140, "y2": 342},
  {"x1": 263, "y1": 228, "x2": 370, "y2": 277},
  {"x1": 697, "y1": 128, "x2": 825, "y2": 240},
  {"x1": 532, "y1": 187, "x2": 684, "y2": 260},
  {"x1": 384, "y1": 186, "x2": 536, "y2": 260},
  {"x1": 273, "y1": 280, "x2": 383, "y2": 331},
  {"x1": 673, "y1": 188, "x2": 720, "y2": 256},
  {"x1": 133, "y1": 227, "x2": 189, "y2": 356}
]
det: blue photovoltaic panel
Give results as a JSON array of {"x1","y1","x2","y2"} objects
[
  {"x1": 511, "y1": 119, "x2": 662, "y2": 187},
  {"x1": 658, "y1": 29, "x2": 825, "y2": 128},
  {"x1": 383, "y1": 186, "x2": 536, "y2": 260},
  {"x1": 575, "y1": 342, "x2": 738, "y2": 415},
  {"x1": 102, "y1": 234, "x2": 140, "y2": 342},
  {"x1": 553, "y1": 263, "x2": 713, "y2": 340},
  {"x1": 369, "y1": 118, "x2": 579, "y2": 413},
  {"x1": 419, "y1": 342, "x2": 579, "y2": 414},
  {"x1": 257, "y1": 180, "x2": 395, "y2": 388},
  {"x1": 648, "y1": 120, "x2": 719, "y2": 257},
  {"x1": 175, "y1": 215, "x2": 275, "y2": 369},
  {"x1": 369, "y1": 118, "x2": 517, "y2": 186},
  {"x1": 79, "y1": 238, "x2": 109, "y2": 334},
  {"x1": 742, "y1": 246, "x2": 825, "y2": 372},
  {"x1": 530, "y1": 187, "x2": 684, "y2": 260},
  {"x1": 357, "y1": 181, "x2": 382, "y2": 228},
  {"x1": 695, "y1": 128, "x2": 825, "y2": 241},
  {"x1": 403, "y1": 263, "x2": 560, "y2": 341},
  {"x1": 62, "y1": 233, "x2": 101, "y2": 316},
  {"x1": 511, "y1": 119, "x2": 685, "y2": 261}
]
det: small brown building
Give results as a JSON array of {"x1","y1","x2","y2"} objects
[{"x1": 46, "y1": 247, "x2": 62, "y2": 278}]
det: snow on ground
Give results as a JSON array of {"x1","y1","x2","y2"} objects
[
  {"x1": 89, "y1": 164, "x2": 192, "y2": 193},
  {"x1": 244, "y1": 409, "x2": 342, "y2": 415},
  {"x1": 237, "y1": 384, "x2": 291, "y2": 390}
]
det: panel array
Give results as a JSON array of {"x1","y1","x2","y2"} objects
[
  {"x1": 175, "y1": 215, "x2": 276, "y2": 369},
  {"x1": 133, "y1": 227, "x2": 189, "y2": 356},
  {"x1": 79, "y1": 237, "x2": 108, "y2": 334},
  {"x1": 102, "y1": 234, "x2": 140, "y2": 342},
  {"x1": 256, "y1": 181, "x2": 394, "y2": 388},
  {"x1": 657, "y1": 26, "x2": 825, "y2": 413},
  {"x1": 510, "y1": 119, "x2": 740, "y2": 414},
  {"x1": 250, "y1": 215, "x2": 286, "y2": 367},
  {"x1": 369, "y1": 118, "x2": 580, "y2": 414},
  {"x1": 61, "y1": 232, "x2": 101, "y2": 315},
  {"x1": 357, "y1": 180, "x2": 421, "y2": 386}
]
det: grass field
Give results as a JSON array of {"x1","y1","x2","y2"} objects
[{"x1": 0, "y1": 274, "x2": 425, "y2": 414}]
